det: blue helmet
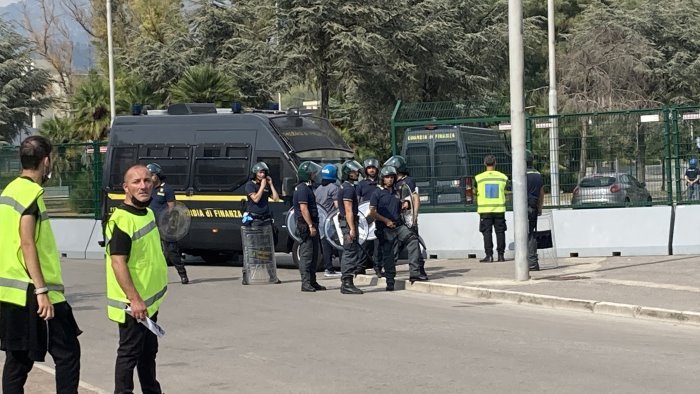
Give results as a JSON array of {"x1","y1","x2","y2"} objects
[
  {"x1": 691, "y1": 158, "x2": 698, "y2": 169},
  {"x1": 321, "y1": 164, "x2": 337, "y2": 180}
]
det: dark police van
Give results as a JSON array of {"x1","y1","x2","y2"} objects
[
  {"x1": 102, "y1": 103, "x2": 354, "y2": 265},
  {"x1": 400, "y1": 125, "x2": 512, "y2": 209}
]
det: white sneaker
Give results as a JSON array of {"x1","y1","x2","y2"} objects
[{"x1": 324, "y1": 270, "x2": 341, "y2": 277}]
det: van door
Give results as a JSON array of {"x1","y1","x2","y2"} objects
[
  {"x1": 434, "y1": 141, "x2": 463, "y2": 204},
  {"x1": 405, "y1": 143, "x2": 432, "y2": 205}
]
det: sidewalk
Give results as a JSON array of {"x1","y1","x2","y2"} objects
[{"x1": 356, "y1": 255, "x2": 700, "y2": 324}]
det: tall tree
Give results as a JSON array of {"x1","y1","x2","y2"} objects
[
  {"x1": 170, "y1": 64, "x2": 238, "y2": 105},
  {"x1": 0, "y1": 21, "x2": 52, "y2": 142}
]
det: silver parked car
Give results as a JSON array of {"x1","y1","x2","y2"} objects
[{"x1": 571, "y1": 173, "x2": 652, "y2": 207}]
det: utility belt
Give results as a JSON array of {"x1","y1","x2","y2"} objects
[{"x1": 250, "y1": 213, "x2": 272, "y2": 220}]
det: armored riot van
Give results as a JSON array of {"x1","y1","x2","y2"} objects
[
  {"x1": 101, "y1": 103, "x2": 354, "y2": 265},
  {"x1": 400, "y1": 125, "x2": 512, "y2": 209}
]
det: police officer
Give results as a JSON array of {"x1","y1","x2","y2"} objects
[
  {"x1": 384, "y1": 155, "x2": 428, "y2": 280},
  {"x1": 146, "y1": 163, "x2": 189, "y2": 285},
  {"x1": 526, "y1": 150, "x2": 544, "y2": 271},
  {"x1": 293, "y1": 161, "x2": 327, "y2": 292},
  {"x1": 0, "y1": 136, "x2": 81, "y2": 393},
  {"x1": 357, "y1": 158, "x2": 382, "y2": 276},
  {"x1": 106, "y1": 164, "x2": 169, "y2": 393},
  {"x1": 369, "y1": 166, "x2": 424, "y2": 291},
  {"x1": 475, "y1": 154, "x2": 509, "y2": 262},
  {"x1": 684, "y1": 158, "x2": 699, "y2": 200},
  {"x1": 315, "y1": 164, "x2": 341, "y2": 277},
  {"x1": 243, "y1": 162, "x2": 282, "y2": 284},
  {"x1": 338, "y1": 160, "x2": 364, "y2": 294}
]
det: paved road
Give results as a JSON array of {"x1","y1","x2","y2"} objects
[{"x1": 10, "y1": 257, "x2": 700, "y2": 393}]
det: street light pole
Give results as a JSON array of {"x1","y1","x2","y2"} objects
[
  {"x1": 106, "y1": 0, "x2": 116, "y2": 123},
  {"x1": 508, "y1": 0, "x2": 529, "y2": 281},
  {"x1": 548, "y1": 0, "x2": 560, "y2": 205}
]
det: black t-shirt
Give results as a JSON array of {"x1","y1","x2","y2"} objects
[
  {"x1": 245, "y1": 179, "x2": 271, "y2": 215},
  {"x1": 686, "y1": 168, "x2": 699, "y2": 182},
  {"x1": 338, "y1": 181, "x2": 358, "y2": 218},
  {"x1": 370, "y1": 187, "x2": 401, "y2": 229},
  {"x1": 293, "y1": 183, "x2": 318, "y2": 223},
  {"x1": 18, "y1": 176, "x2": 39, "y2": 219},
  {"x1": 356, "y1": 177, "x2": 378, "y2": 203},
  {"x1": 108, "y1": 204, "x2": 149, "y2": 256},
  {"x1": 149, "y1": 182, "x2": 175, "y2": 218}
]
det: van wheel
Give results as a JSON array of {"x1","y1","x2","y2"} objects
[{"x1": 291, "y1": 242, "x2": 324, "y2": 272}]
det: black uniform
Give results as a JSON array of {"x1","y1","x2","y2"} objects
[
  {"x1": 149, "y1": 182, "x2": 188, "y2": 281},
  {"x1": 293, "y1": 182, "x2": 320, "y2": 289},
  {"x1": 526, "y1": 167, "x2": 544, "y2": 269},
  {"x1": 395, "y1": 175, "x2": 426, "y2": 276},
  {"x1": 370, "y1": 186, "x2": 422, "y2": 288},
  {"x1": 338, "y1": 180, "x2": 361, "y2": 279}
]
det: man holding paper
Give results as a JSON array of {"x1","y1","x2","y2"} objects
[{"x1": 105, "y1": 164, "x2": 168, "y2": 394}]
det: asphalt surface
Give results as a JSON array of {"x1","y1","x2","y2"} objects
[{"x1": 3, "y1": 256, "x2": 700, "y2": 393}]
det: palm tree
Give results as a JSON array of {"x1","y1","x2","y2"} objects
[
  {"x1": 116, "y1": 74, "x2": 167, "y2": 113},
  {"x1": 39, "y1": 116, "x2": 82, "y2": 186},
  {"x1": 71, "y1": 71, "x2": 111, "y2": 141},
  {"x1": 170, "y1": 64, "x2": 238, "y2": 106}
]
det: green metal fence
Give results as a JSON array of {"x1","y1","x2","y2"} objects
[
  {"x1": 390, "y1": 101, "x2": 700, "y2": 210},
  {"x1": 0, "y1": 141, "x2": 106, "y2": 219}
]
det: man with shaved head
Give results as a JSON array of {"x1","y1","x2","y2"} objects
[{"x1": 105, "y1": 164, "x2": 168, "y2": 393}]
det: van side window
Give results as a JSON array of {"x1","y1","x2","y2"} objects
[
  {"x1": 137, "y1": 145, "x2": 190, "y2": 190},
  {"x1": 194, "y1": 145, "x2": 250, "y2": 191},
  {"x1": 109, "y1": 146, "x2": 138, "y2": 188}
]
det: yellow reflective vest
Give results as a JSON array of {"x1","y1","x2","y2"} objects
[
  {"x1": 0, "y1": 177, "x2": 65, "y2": 306},
  {"x1": 105, "y1": 206, "x2": 168, "y2": 323},
  {"x1": 475, "y1": 170, "x2": 508, "y2": 214}
]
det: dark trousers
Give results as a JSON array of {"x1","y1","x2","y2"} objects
[
  {"x1": 115, "y1": 313, "x2": 161, "y2": 394},
  {"x1": 2, "y1": 302, "x2": 81, "y2": 394},
  {"x1": 162, "y1": 241, "x2": 187, "y2": 277},
  {"x1": 363, "y1": 239, "x2": 383, "y2": 271},
  {"x1": 378, "y1": 225, "x2": 422, "y2": 285},
  {"x1": 479, "y1": 213, "x2": 507, "y2": 256},
  {"x1": 321, "y1": 238, "x2": 337, "y2": 271},
  {"x1": 527, "y1": 207, "x2": 539, "y2": 266},
  {"x1": 297, "y1": 224, "x2": 319, "y2": 286},
  {"x1": 340, "y1": 220, "x2": 362, "y2": 279}
]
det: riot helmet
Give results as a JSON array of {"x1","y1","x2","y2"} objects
[
  {"x1": 691, "y1": 158, "x2": 698, "y2": 169},
  {"x1": 383, "y1": 155, "x2": 407, "y2": 174},
  {"x1": 321, "y1": 164, "x2": 337, "y2": 180},
  {"x1": 363, "y1": 158, "x2": 380, "y2": 170},
  {"x1": 251, "y1": 162, "x2": 270, "y2": 175},
  {"x1": 297, "y1": 161, "x2": 323, "y2": 183},
  {"x1": 341, "y1": 160, "x2": 363, "y2": 181},
  {"x1": 146, "y1": 163, "x2": 165, "y2": 180}
]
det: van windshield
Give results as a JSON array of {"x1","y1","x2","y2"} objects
[{"x1": 271, "y1": 116, "x2": 352, "y2": 153}]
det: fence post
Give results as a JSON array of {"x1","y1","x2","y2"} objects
[
  {"x1": 92, "y1": 141, "x2": 102, "y2": 220},
  {"x1": 670, "y1": 108, "x2": 683, "y2": 203}
]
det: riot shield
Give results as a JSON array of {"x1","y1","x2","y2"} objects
[
  {"x1": 400, "y1": 183, "x2": 416, "y2": 228},
  {"x1": 285, "y1": 205, "x2": 328, "y2": 243},
  {"x1": 358, "y1": 201, "x2": 376, "y2": 241},
  {"x1": 156, "y1": 202, "x2": 191, "y2": 242},
  {"x1": 323, "y1": 210, "x2": 369, "y2": 250},
  {"x1": 240, "y1": 221, "x2": 279, "y2": 284}
]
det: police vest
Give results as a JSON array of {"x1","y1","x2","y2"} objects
[
  {"x1": 0, "y1": 177, "x2": 65, "y2": 306},
  {"x1": 475, "y1": 170, "x2": 508, "y2": 214},
  {"x1": 105, "y1": 207, "x2": 168, "y2": 323}
]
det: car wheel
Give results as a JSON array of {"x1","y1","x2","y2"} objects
[{"x1": 291, "y1": 242, "x2": 324, "y2": 272}]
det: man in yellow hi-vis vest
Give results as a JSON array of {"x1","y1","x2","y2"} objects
[
  {"x1": 105, "y1": 164, "x2": 168, "y2": 394},
  {"x1": 0, "y1": 136, "x2": 81, "y2": 393},
  {"x1": 474, "y1": 154, "x2": 509, "y2": 262}
]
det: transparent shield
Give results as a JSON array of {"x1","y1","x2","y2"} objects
[
  {"x1": 358, "y1": 201, "x2": 376, "y2": 240},
  {"x1": 156, "y1": 202, "x2": 191, "y2": 242},
  {"x1": 241, "y1": 223, "x2": 278, "y2": 284},
  {"x1": 400, "y1": 183, "x2": 416, "y2": 228},
  {"x1": 285, "y1": 206, "x2": 328, "y2": 242},
  {"x1": 323, "y1": 210, "x2": 369, "y2": 250}
]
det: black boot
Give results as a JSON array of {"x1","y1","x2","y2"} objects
[
  {"x1": 301, "y1": 283, "x2": 316, "y2": 292},
  {"x1": 479, "y1": 255, "x2": 493, "y2": 263},
  {"x1": 340, "y1": 277, "x2": 363, "y2": 294},
  {"x1": 497, "y1": 253, "x2": 505, "y2": 262},
  {"x1": 311, "y1": 282, "x2": 327, "y2": 291},
  {"x1": 241, "y1": 272, "x2": 249, "y2": 285},
  {"x1": 179, "y1": 273, "x2": 189, "y2": 284},
  {"x1": 409, "y1": 276, "x2": 429, "y2": 284}
]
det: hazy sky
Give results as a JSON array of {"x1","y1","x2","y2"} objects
[{"x1": 0, "y1": 0, "x2": 18, "y2": 7}]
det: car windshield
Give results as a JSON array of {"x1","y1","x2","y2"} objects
[
  {"x1": 270, "y1": 116, "x2": 351, "y2": 153},
  {"x1": 580, "y1": 176, "x2": 616, "y2": 187}
]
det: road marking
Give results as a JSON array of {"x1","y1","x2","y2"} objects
[
  {"x1": 34, "y1": 364, "x2": 109, "y2": 394},
  {"x1": 596, "y1": 278, "x2": 700, "y2": 293}
]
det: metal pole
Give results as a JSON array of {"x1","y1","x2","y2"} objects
[
  {"x1": 508, "y1": 0, "x2": 529, "y2": 281},
  {"x1": 547, "y1": 0, "x2": 560, "y2": 206},
  {"x1": 106, "y1": 0, "x2": 116, "y2": 123},
  {"x1": 278, "y1": 92, "x2": 283, "y2": 111}
]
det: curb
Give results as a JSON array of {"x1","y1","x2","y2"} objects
[{"x1": 355, "y1": 275, "x2": 700, "y2": 326}]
